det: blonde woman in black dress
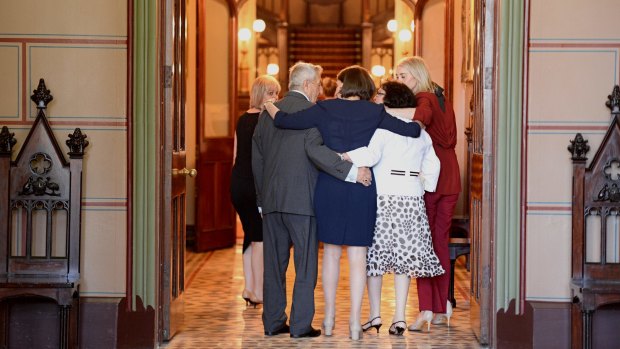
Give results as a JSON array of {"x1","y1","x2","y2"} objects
[{"x1": 231, "y1": 75, "x2": 280, "y2": 307}]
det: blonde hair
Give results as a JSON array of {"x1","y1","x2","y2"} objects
[
  {"x1": 249, "y1": 75, "x2": 281, "y2": 109},
  {"x1": 396, "y1": 56, "x2": 435, "y2": 94}
]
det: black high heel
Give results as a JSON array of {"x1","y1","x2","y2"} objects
[
  {"x1": 242, "y1": 289, "x2": 260, "y2": 307},
  {"x1": 361, "y1": 316, "x2": 382, "y2": 333},
  {"x1": 389, "y1": 321, "x2": 406, "y2": 336},
  {"x1": 249, "y1": 297, "x2": 262, "y2": 308}
]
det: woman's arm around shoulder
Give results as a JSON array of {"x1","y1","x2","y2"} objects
[
  {"x1": 377, "y1": 109, "x2": 421, "y2": 138},
  {"x1": 413, "y1": 93, "x2": 434, "y2": 126},
  {"x1": 267, "y1": 101, "x2": 323, "y2": 130}
]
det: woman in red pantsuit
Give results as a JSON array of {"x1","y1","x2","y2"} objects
[{"x1": 395, "y1": 56, "x2": 461, "y2": 331}]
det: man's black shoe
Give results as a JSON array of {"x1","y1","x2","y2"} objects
[
  {"x1": 264, "y1": 324, "x2": 290, "y2": 336},
  {"x1": 290, "y1": 327, "x2": 321, "y2": 338}
]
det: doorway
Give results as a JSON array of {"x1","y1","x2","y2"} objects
[{"x1": 175, "y1": 0, "x2": 496, "y2": 347}]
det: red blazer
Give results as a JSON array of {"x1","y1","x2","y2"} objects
[{"x1": 413, "y1": 91, "x2": 461, "y2": 195}]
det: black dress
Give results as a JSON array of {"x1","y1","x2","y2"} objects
[{"x1": 230, "y1": 111, "x2": 263, "y2": 252}]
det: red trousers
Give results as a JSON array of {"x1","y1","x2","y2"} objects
[{"x1": 417, "y1": 191, "x2": 459, "y2": 313}]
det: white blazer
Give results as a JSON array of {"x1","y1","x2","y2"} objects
[{"x1": 347, "y1": 115, "x2": 440, "y2": 196}]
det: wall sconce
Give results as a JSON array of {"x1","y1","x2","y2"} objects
[
  {"x1": 398, "y1": 29, "x2": 412, "y2": 56},
  {"x1": 387, "y1": 19, "x2": 397, "y2": 33},
  {"x1": 238, "y1": 27, "x2": 252, "y2": 42},
  {"x1": 238, "y1": 27, "x2": 251, "y2": 93},
  {"x1": 387, "y1": 20, "x2": 413, "y2": 58},
  {"x1": 371, "y1": 65, "x2": 386, "y2": 77},
  {"x1": 253, "y1": 19, "x2": 266, "y2": 33},
  {"x1": 267, "y1": 63, "x2": 279, "y2": 76},
  {"x1": 252, "y1": 19, "x2": 266, "y2": 77},
  {"x1": 398, "y1": 29, "x2": 412, "y2": 43},
  {"x1": 370, "y1": 47, "x2": 391, "y2": 84}
]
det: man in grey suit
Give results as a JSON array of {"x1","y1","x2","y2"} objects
[{"x1": 252, "y1": 62, "x2": 371, "y2": 338}]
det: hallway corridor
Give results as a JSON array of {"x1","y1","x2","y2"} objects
[{"x1": 161, "y1": 244, "x2": 485, "y2": 348}]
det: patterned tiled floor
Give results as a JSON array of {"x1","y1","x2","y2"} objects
[{"x1": 161, "y1": 243, "x2": 486, "y2": 349}]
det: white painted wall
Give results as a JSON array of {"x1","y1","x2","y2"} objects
[{"x1": 526, "y1": 0, "x2": 620, "y2": 302}]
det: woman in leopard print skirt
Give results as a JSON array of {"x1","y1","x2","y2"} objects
[{"x1": 345, "y1": 81, "x2": 444, "y2": 336}]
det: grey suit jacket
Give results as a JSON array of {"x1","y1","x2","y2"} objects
[{"x1": 252, "y1": 91, "x2": 353, "y2": 216}]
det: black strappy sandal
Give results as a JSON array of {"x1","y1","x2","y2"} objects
[{"x1": 361, "y1": 316, "x2": 382, "y2": 333}]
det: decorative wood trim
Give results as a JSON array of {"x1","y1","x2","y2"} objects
[
  {"x1": 520, "y1": 0, "x2": 531, "y2": 314},
  {"x1": 413, "y1": 0, "x2": 454, "y2": 100},
  {"x1": 402, "y1": 0, "x2": 415, "y2": 11},
  {"x1": 230, "y1": 12, "x2": 238, "y2": 137},
  {"x1": 444, "y1": 0, "x2": 454, "y2": 100},
  {"x1": 413, "y1": 0, "x2": 426, "y2": 55},
  {"x1": 126, "y1": 0, "x2": 134, "y2": 312},
  {"x1": 197, "y1": 1, "x2": 238, "y2": 138},
  {"x1": 362, "y1": 0, "x2": 370, "y2": 22}
]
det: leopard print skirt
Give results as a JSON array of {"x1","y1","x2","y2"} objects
[{"x1": 366, "y1": 194, "x2": 445, "y2": 278}]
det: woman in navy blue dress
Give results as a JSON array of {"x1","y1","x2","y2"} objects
[{"x1": 263, "y1": 65, "x2": 422, "y2": 340}]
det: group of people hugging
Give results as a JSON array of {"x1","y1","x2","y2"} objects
[{"x1": 229, "y1": 56, "x2": 460, "y2": 340}]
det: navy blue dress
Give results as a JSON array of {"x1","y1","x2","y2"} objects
[{"x1": 274, "y1": 99, "x2": 421, "y2": 246}]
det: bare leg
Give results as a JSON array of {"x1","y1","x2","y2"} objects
[
  {"x1": 393, "y1": 274, "x2": 410, "y2": 323},
  {"x1": 242, "y1": 245, "x2": 254, "y2": 296},
  {"x1": 362, "y1": 275, "x2": 383, "y2": 333},
  {"x1": 348, "y1": 245, "x2": 367, "y2": 338},
  {"x1": 366, "y1": 275, "x2": 382, "y2": 321},
  {"x1": 251, "y1": 241, "x2": 264, "y2": 301},
  {"x1": 322, "y1": 243, "x2": 342, "y2": 325}
]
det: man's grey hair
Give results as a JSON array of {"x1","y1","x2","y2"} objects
[{"x1": 288, "y1": 61, "x2": 323, "y2": 90}]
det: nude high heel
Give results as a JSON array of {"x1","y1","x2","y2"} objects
[
  {"x1": 349, "y1": 324, "x2": 363, "y2": 340},
  {"x1": 322, "y1": 317, "x2": 335, "y2": 336},
  {"x1": 408, "y1": 311, "x2": 433, "y2": 332},
  {"x1": 431, "y1": 300, "x2": 453, "y2": 327}
]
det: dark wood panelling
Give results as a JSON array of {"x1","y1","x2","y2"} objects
[
  {"x1": 195, "y1": 139, "x2": 236, "y2": 251},
  {"x1": 497, "y1": 300, "x2": 569, "y2": 349},
  {"x1": 117, "y1": 297, "x2": 155, "y2": 349},
  {"x1": 593, "y1": 304, "x2": 620, "y2": 348},
  {"x1": 4, "y1": 299, "x2": 59, "y2": 349},
  {"x1": 496, "y1": 299, "x2": 533, "y2": 349},
  {"x1": 79, "y1": 298, "x2": 121, "y2": 349},
  {"x1": 530, "y1": 301, "x2": 570, "y2": 349}
]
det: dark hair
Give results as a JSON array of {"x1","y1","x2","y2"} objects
[
  {"x1": 336, "y1": 65, "x2": 376, "y2": 101},
  {"x1": 381, "y1": 81, "x2": 417, "y2": 108}
]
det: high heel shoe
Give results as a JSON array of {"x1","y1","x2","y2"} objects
[
  {"x1": 431, "y1": 300, "x2": 453, "y2": 327},
  {"x1": 408, "y1": 311, "x2": 433, "y2": 332},
  {"x1": 361, "y1": 316, "x2": 382, "y2": 333},
  {"x1": 349, "y1": 324, "x2": 363, "y2": 340},
  {"x1": 241, "y1": 289, "x2": 255, "y2": 306},
  {"x1": 388, "y1": 321, "x2": 406, "y2": 336},
  {"x1": 322, "y1": 318, "x2": 335, "y2": 336},
  {"x1": 249, "y1": 296, "x2": 263, "y2": 309}
]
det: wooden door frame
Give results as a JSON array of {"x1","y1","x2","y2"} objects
[
  {"x1": 193, "y1": 0, "x2": 239, "y2": 252},
  {"x1": 158, "y1": 0, "x2": 188, "y2": 342},
  {"x1": 195, "y1": 0, "x2": 239, "y2": 175},
  {"x1": 412, "y1": 0, "x2": 454, "y2": 101},
  {"x1": 473, "y1": 0, "x2": 499, "y2": 345}
]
